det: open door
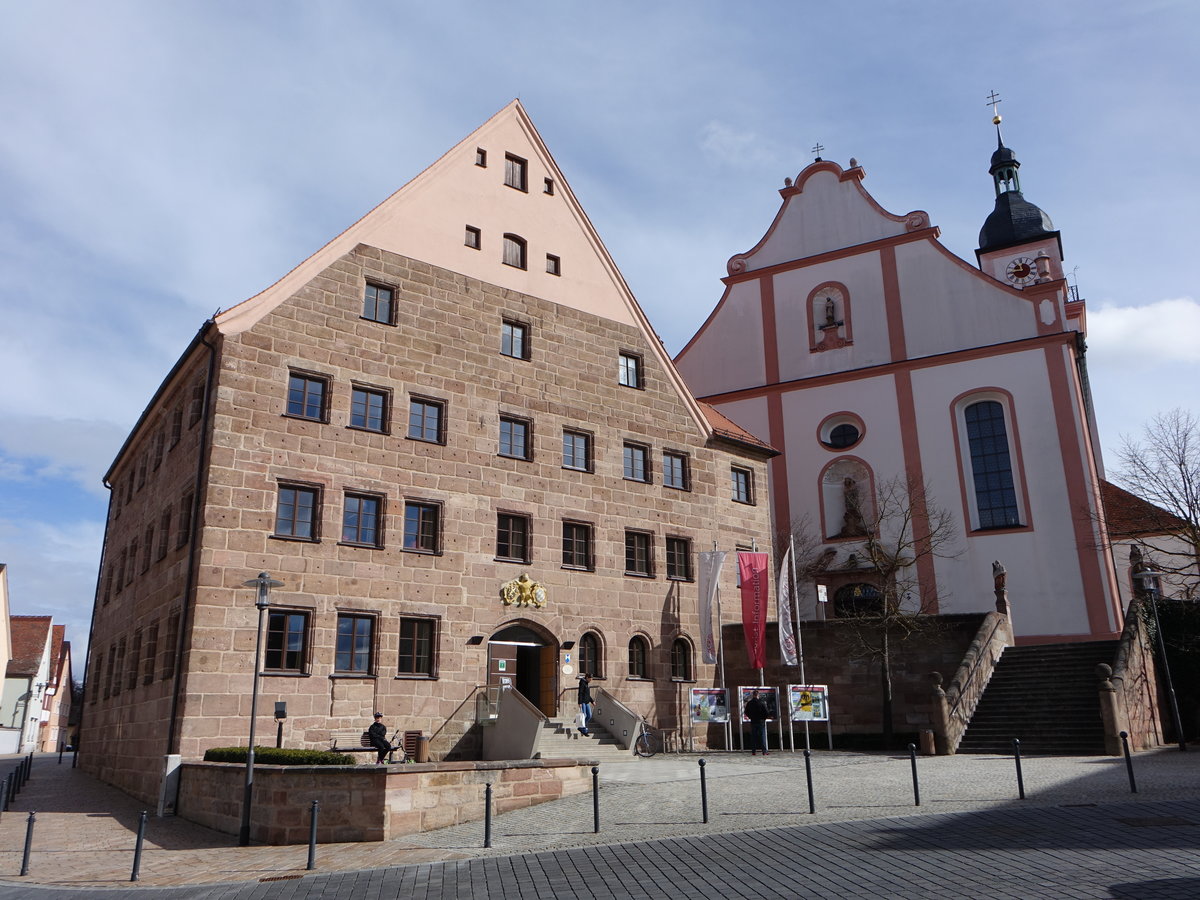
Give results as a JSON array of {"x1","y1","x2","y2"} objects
[{"x1": 488, "y1": 624, "x2": 558, "y2": 715}]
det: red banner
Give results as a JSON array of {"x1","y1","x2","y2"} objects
[{"x1": 738, "y1": 552, "x2": 769, "y2": 670}]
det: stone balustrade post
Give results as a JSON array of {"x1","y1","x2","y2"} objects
[
  {"x1": 930, "y1": 672, "x2": 951, "y2": 755},
  {"x1": 1095, "y1": 663, "x2": 1125, "y2": 757}
]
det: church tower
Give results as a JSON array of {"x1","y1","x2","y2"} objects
[{"x1": 975, "y1": 98, "x2": 1064, "y2": 287}]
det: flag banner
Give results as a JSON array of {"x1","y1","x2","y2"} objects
[
  {"x1": 697, "y1": 551, "x2": 726, "y2": 664},
  {"x1": 738, "y1": 551, "x2": 769, "y2": 669},
  {"x1": 777, "y1": 546, "x2": 798, "y2": 666}
]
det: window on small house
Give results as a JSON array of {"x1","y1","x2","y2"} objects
[
  {"x1": 403, "y1": 501, "x2": 441, "y2": 553},
  {"x1": 579, "y1": 632, "x2": 601, "y2": 678},
  {"x1": 618, "y1": 352, "x2": 642, "y2": 388},
  {"x1": 342, "y1": 493, "x2": 382, "y2": 547},
  {"x1": 562, "y1": 520, "x2": 594, "y2": 570},
  {"x1": 335, "y1": 614, "x2": 374, "y2": 675},
  {"x1": 628, "y1": 636, "x2": 649, "y2": 679},
  {"x1": 362, "y1": 283, "x2": 394, "y2": 324},
  {"x1": 666, "y1": 536, "x2": 693, "y2": 581},
  {"x1": 465, "y1": 225, "x2": 481, "y2": 249},
  {"x1": 501, "y1": 320, "x2": 528, "y2": 359},
  {"x1": 625, "y1": 530, "x2": 654, "y2": 577},
  {"x1": 350, "y1": 386, "x2": 388, "y2": 433},
  {"x1": 499, "y1": 416, "x2": 531, "y2": 460},
  {"x1": 544, "y1": 177, "x2": 554, "y2": 195},
  {"x1": 475, "y1": 147, "x2": 487, "y2": 167},
  {"x1": 407, "y1": 398, "x2": 445, "y2": 444},
  {"x1": 623, "y1": 443, "x2": 650, "y2": 483},
  {"x1": 496, "y1": 513, "x2": 530, "y2": 563},
  {"x1": 275, "y1": 484, "x2": 320, "y2": 540},
  {"x1": 265, "y1": 610, "x2": 309, "y2": 672},
  {"x1": 671, "y1": 638, "x2": 693, "y2": 681},
  {"x1": 562, "y1": 429, "x2": 592, "y2": 471},
  {"x1": 663, "y1": 452, "x2": 689, "y2": 490},
  {"x1": 504, "y1": 153, "x2": 527, "y2": 191},
  {"x1": 398, "y1": 617, "x2": 437, "y2": 677},
  {"x1": 286, "y1": 373, "x2": 328, "y2": 421},
  {"x1": 546, "y1": 254, "x2": 561, "y2": 276},
  {"x1": 731, "y1": 467, "x2": 754, "y2": 504},
  {"x1": 503, "y1": 234, "x2": 527, "y2": 269}
]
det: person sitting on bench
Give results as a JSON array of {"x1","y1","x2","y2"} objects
[{"x1": 367, "y1": 712, "x2": 393, "y2": 764}]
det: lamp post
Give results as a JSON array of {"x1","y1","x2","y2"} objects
[
  {"x1": 239, "y1": 572, "x2": 283, "y2": 846},
  {"x1": 1134, "y1": 566, "x2": 1187, "y2": 752}
]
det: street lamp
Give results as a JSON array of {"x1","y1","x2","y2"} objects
[
  {"x1": 1134, "y1": 565, "x2": 1187, "y2": 752},
  {"x1": 239, "y1": 571, "x2": 283, "y2": 845}
]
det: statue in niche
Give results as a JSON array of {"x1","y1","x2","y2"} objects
[
  {"x1": 839, "y1": 476, "x2": 868, "y2": 537},
  {"x1": 824, "y1": 296, "x2": 837, "y2": 327}
]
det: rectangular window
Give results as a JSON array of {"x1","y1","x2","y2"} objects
[
  {"x1": 503, "y1": 234, "x2": 527, "y2": 269},
  {"x1": 177, "y1": 492, "x2": 194, "y2": 548},
  {"x1": 965, "y1": 400, "x2": 1022, "y2": 529},
  {"x1": 335, "y1": 614, "x2": 374, "y2": 675},
  {"x1": 265, "y1": 610, "x2": 309, "y2": 672},
  {"x1": 275, "y1": 484, "x2": 320, "y2": 540},
  {"x1": 545, "y1": 254, "x2": 561, "y2": 276},
  {"x1": 731, "y1": 467, "x2": 754, "y2": 504},
  {"x1": 475, "y1": 147, "x2": 487, "y2": 167},
  {"x1": 350, "y1": 386, "x2": 388, "y2": 432},
  {"x1": 623, "y1": 442, "x2": 650, "y2": 483},
  {"x1": 342, "y1": 493, "x2": 382, "y2": 547},
  {"x1": 403, "y1": 501, "x2": 441, "y2": 553},
  {"x1": 286, "y1": 372, "x2": 328, "y2": 421},
  {"x1": 666, "y1": 536, "x2": 693, "y2": 581},
  {"x1": 543, "y1": 177, "x2": 554, "y2": 195},
  {"x1": 128, "y1": 630, "x2": 142, "y2": 691},
  {"x1": 170, "y1": 406, "x2": 183, "y2": 448},
  {"x1": 157, "y1": 508, "x2": 171, "y2": 559},
  {"x1": 501, "y1": 319, "x2": 528, "y2": 359},
  {"x1": 497, "y1": 513, "x2": 531, "y2": 563},
  {"x1": 465, "y1": 225, "x2": 481, "y2": 249},
  {"x1": 398, "y1": 617, "x2": 437, "y2": 677},
  {"x1": 114, "y1": 550, "x2": 127, "y2": 594},
  {"x1": 504, "y1": 153, "x2": 528, "y2": 191},
  {"x1": 562, "y1": 520, "x2": 593, "y2": 570},
  {"x1": 104, "y1": 644, "x2": 116, "y2": 699},
  {"x1": 113, "y1": 638, "x2": 126, "y2": 696},
  {"x1": 562, "y1": 429, "x2": 592, "y2": 471},
  {"x1": 407, "y1": 397, "x2": 445, "y2": 444},
  {"x1": 625, "y1": 530, "x2": 654, "y2": 577},
  {"x1": 152, "y1": 430, "x2": 164, "y2": 470},
  {"x1": 499, "y1": 416, "x2": 531, "y2": 460},
  {"x1": 141, "y1": 525, "x2": 154, "y2": 572},
  {"x1": 126, "y1": 541, "x2": 137, "y2": 584},
  {"x1": 137, "y1": 453, "x2": 147, "y2": 489},
  {"x1": 619, "y1": 352, "x2": 643, "y2": 388},
  {"x1": 362, "y1": 283, "x2": 394, "y2": 324},
  {"x1": 143, "y1": 623, "x2": 158, "y2": 685},
  {"x1": 162, "y1": 611, "x2": 180, "y2": 680},
  {"x1": 189, "y1": 381, "x2": 204, "y2": 427},
  {"x1": 103, "y1": 567, "x2": 114, "y2": 605},
  {"x1": 663, "y1": 452, "x2": 689, "y2": 490}
]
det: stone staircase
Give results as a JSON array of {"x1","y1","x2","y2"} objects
[
  {"x1": 957, "y1": 640, "x2": 1119, "y2": 755},
  {"x1": 533, "y1": 717, "x2": 633, "y2": 762}
]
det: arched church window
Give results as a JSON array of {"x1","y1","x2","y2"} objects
[{"x1": 964, "y1": 400, "x2": 1021, "y2": 529}]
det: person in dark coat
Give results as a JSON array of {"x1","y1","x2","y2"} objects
[
  {"x1": 744, "y1": 691, "x2": 770, "y2": 756},
  {"x1": 367, "y1": 712, "x2": 392, "y2": 764},
  {"x1": 576, "y1": 675, "x2": 593, "y2": 735}
]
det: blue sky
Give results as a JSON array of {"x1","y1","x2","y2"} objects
[{"x1": 2, "y1": 1, "x2": 1197, "y2": 662}]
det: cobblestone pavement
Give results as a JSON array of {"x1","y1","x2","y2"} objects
[{"x1": 0, "y1": 748, "x2": 1197, "y2": 898}]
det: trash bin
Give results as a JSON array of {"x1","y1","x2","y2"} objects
[{"x1": 415, "y1": 736, "x2": 430, "y2": 763}]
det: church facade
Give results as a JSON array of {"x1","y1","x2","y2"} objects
[
  {"x1": 675, "y1": 125, "x2": 1123, "y2": 643},
  {"x1": 82, "y1": 102, "x2": 775, "y2": 804}
]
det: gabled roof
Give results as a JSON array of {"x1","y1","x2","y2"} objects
[
  {"x1": 6, "y1": 616, "x2": 52, "y2": 679},
  {"x1": 700, "y1": 403, "x2": 778, "y2": 457},
  {"x1": 1101, "y1": 480, "x2": 1188, "y2": 538}
]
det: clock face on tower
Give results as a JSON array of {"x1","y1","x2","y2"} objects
[{"x1": 1005, "y1": 256, "x2": 1036, "y2": 286}]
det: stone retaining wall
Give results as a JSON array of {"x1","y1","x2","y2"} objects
[{"x1": 178, "y1": 757, "x2": 594, "y2": 844}]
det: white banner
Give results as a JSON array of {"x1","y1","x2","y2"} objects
[
  {"x1": 777, "y1": 546, "x2": 798, "y2": 666},
  {"x1": 697, "y1": 551, "x2": 726, "y2": 664}
]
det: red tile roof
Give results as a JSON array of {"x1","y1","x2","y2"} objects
[
  {"x1": 1101, "y1": 480, "x2": 1187, "y2": 538},
  {"x1": 6, "y1": 616, "x2": 52, "y2": 678},
  {"x1": 699, "y1": 403, "x2": 779, "y2": 456}
]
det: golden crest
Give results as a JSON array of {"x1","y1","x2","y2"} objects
[{"x1": 500, "y1": 572, "x2": 547, "y2": 608}]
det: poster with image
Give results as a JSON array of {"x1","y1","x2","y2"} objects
[
  {"x1": 788, "y1": 684, "x2": 829, "y2": 722},
  {"x1": 738, "y1": 685, "x2": 779, "y2": 722},
  {"x1": 689, "y1": 688, "x2": 730, "y2": 724}
]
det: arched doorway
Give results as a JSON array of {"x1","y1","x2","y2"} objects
[{"x1": 488, "y1": 624, "x2": 558, "y2": 716}]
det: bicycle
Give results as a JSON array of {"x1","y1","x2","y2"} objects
[{"x1": 633, "y1": 720, "x2": 660, "y2": 758}]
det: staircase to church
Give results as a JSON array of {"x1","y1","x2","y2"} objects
[
  {"x1": 957, "y1": 641, "x2": 1118, "y2": 755},
  {"x1": 533, "y1": 717, "x2": 632, "y2": 762}
]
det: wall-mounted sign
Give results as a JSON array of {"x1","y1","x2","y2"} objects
[
  {"x1": 500, "y1": 573, "x2": 547, "y2": 608},
  {"x1": 497, "y1": 659, "x2": 507, "y2": 672}
]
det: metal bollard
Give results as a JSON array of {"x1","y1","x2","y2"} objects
[
  {"x1": 483, "y1": 783, "x2": 493, "y2": 848},
  {"x1": 1, "y1": 774, "x2": 8, "y2": 813},
  {"x1": 306, "y1": 801, "x2": 319, "y2": 871},
  {"x1": 58, "y1": 746, "x2": 64, "y2": 765},
  {"x1": 698, "y1": 759, "x2": 708, "y2": 824},
  {"x1": 72, "y1": 748, "x2": 79, "y2": 769},
  {"x1": 908, "y1": 743, "x2": 921, "y2": 807},
  {"x1": 1013, "y1": 739, "x2": 1026, "y2": 800},
  {"x1": 591, "y1": 766, "x2": 600, "y2": 834},
  {"x1": 130, "y1": 810, "x2": 148, "y2": 882},
  {"x1": 7, "y1": 769, "x2": 15, "y2": 803},
  {"x1": 19, "y1": 811, "x2": 35, "y2": 876},
  {"x1": 1120, "y1": 731, "x2": 1138, "y2": 794},
  {"x1": 803, "y1": 749, "x2": 815, "y2": 814}
]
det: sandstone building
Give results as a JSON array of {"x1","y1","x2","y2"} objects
[{"x1": 83, "y1": 102, "x2": 776, "y2": 804}]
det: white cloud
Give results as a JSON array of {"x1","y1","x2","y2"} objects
[
  {"x1": 699, "y1": 121, "x2": 784, "y2": 170},
  {"x1": 1087, "y1": 298, "x2": 1200, "y2": 366},
  {"x1": 0, "y1": 418, "x2": 129, "y2": 497}
]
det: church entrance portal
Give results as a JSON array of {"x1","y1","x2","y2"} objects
[{"x1": 488, "y1": 625, "x2": 558, "y2": 716}]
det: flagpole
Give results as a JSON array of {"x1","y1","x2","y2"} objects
[{"x1": 789, "y1": 534, "x2": 810, "y2": 752}]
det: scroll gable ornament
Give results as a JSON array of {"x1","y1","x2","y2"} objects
[{"x1": 501, "y1": 573, "x2": 547, "y2": 609}]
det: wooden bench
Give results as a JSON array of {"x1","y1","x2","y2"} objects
[{"x1": 329, "y1": 730, "x2": 378, "y2": 755}]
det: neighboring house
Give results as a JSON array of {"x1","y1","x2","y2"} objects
[
  {"x1": 0, "y1": 616, "x2": 53, "y2": 754},
  {"x1": 675, "y1": 124, "x2": 1122, "y2": 643},
  {"x1": 1102, "y1": 480, "x2": 1199, "y2": 605},
  {"x1": 39, "y1": 626, "x2": 72, "y2": 752},
  {"x1": 82, "y1": 101, "x2": 777, "y2": 805}
]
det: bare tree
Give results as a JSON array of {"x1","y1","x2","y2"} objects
[{"x1": 1115, "y1": 409, "x2": 1200, "y2": 599}]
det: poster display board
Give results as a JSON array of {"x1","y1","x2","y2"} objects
[
  {"x1": 788, "y1": 684, "x2": 830, "y2": 722},
  {"x1": 689, "y1": 688, "x2": 730, "y2": 724},
  {"x1": 738, "y1": 685, "x2": 779, "y2": 721}
]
